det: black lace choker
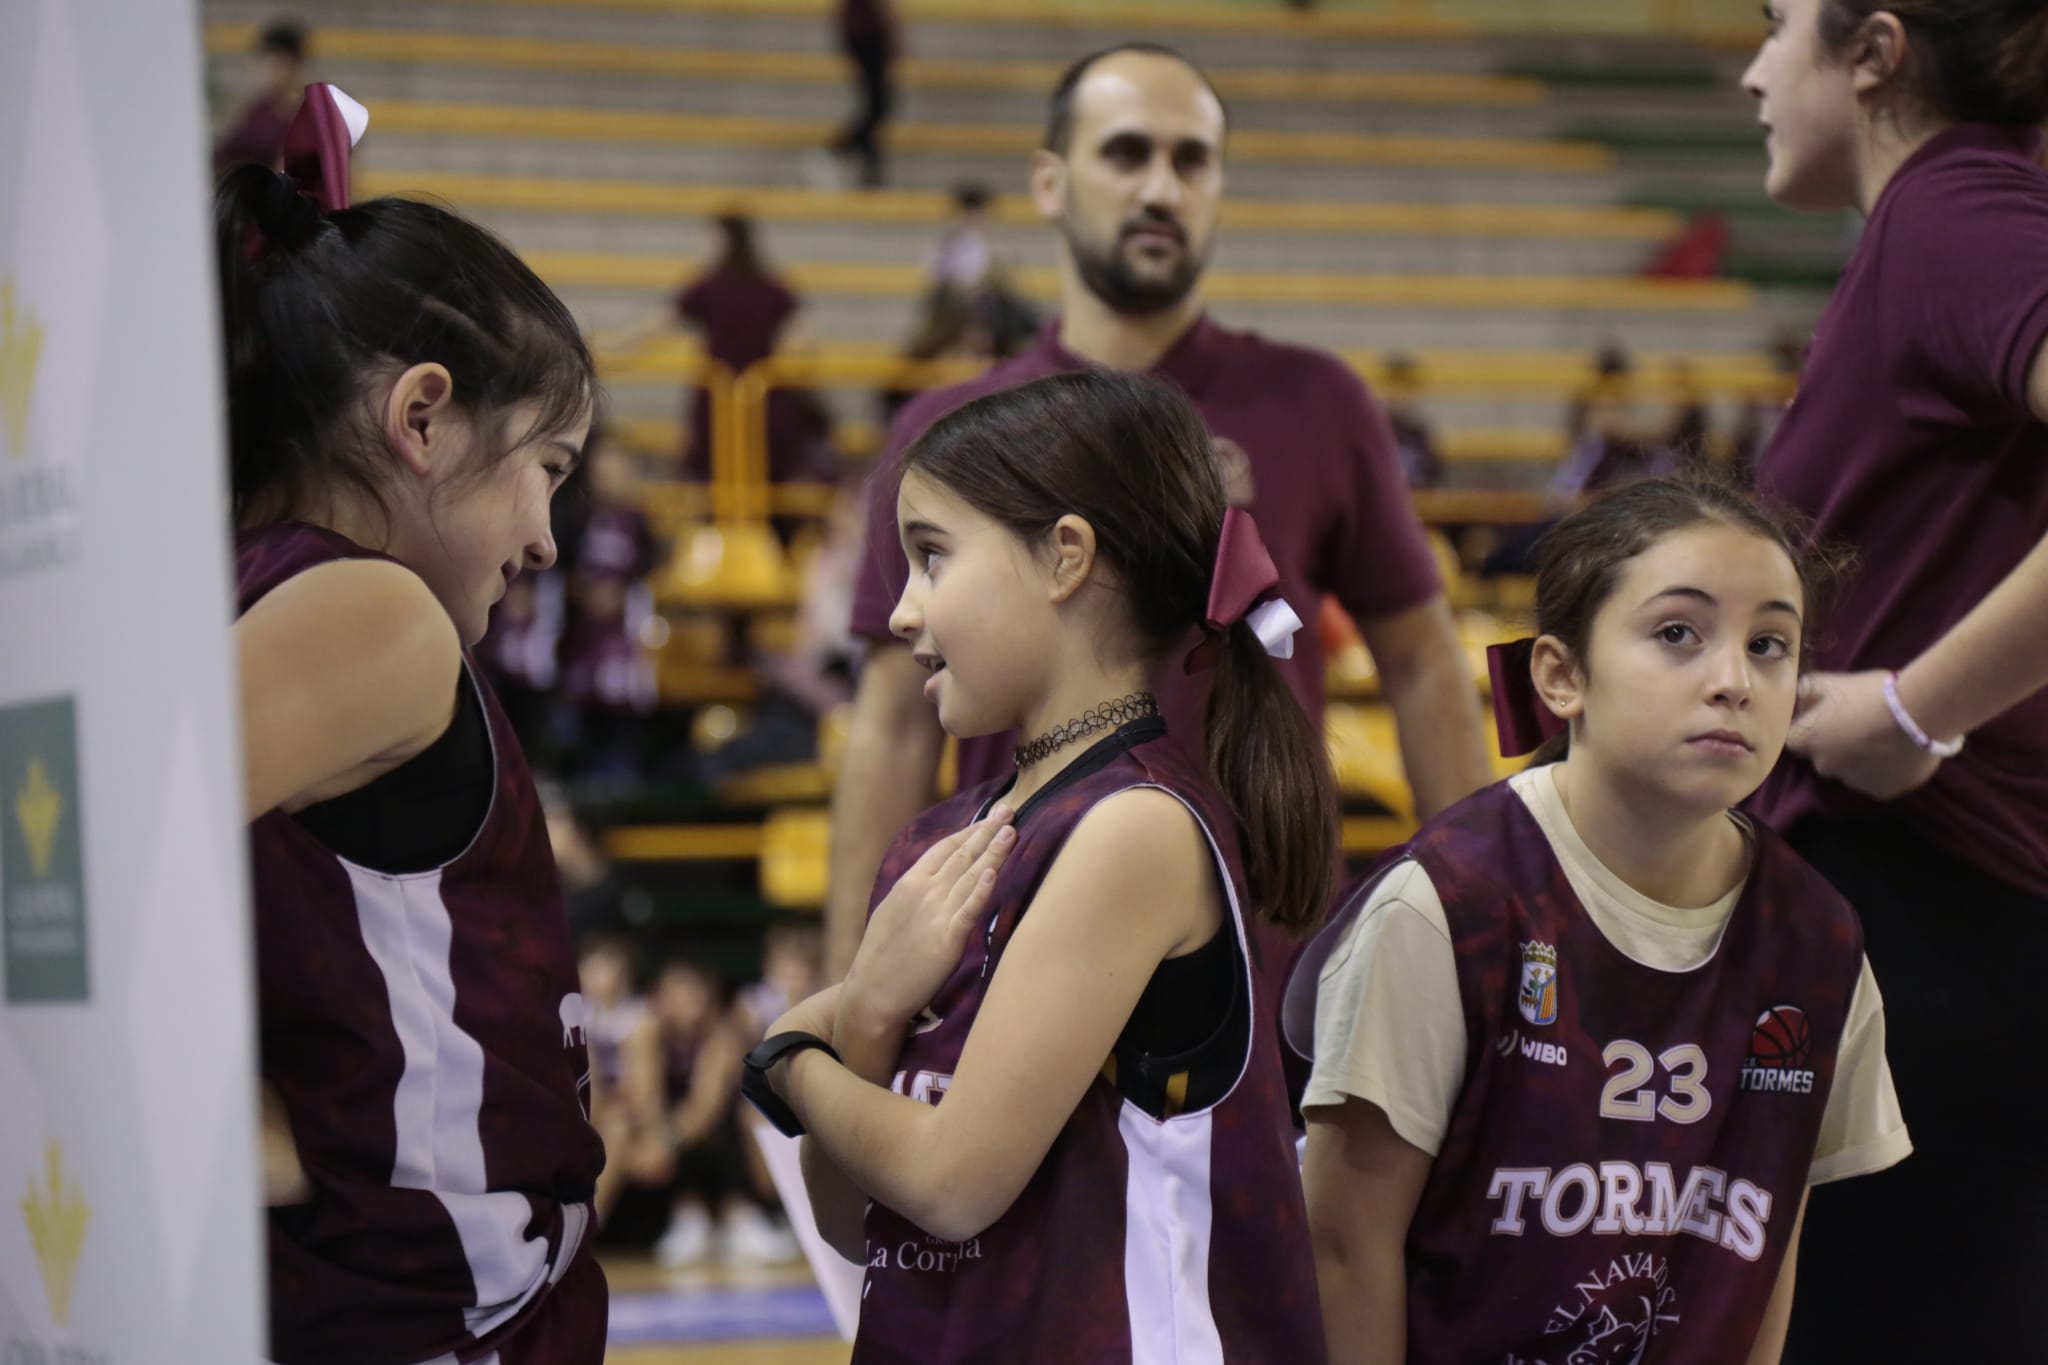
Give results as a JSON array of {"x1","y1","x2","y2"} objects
[{"x1": 1013, "y1": 693, "x2": 1159, "y2": 768}]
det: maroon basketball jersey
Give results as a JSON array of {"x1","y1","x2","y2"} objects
[
  {"x1": 238, "y1": 523, "x2": 607, "y2": 1365},
  {"x1": 1383, "y1": 784, "x2": 1863, "y2": 1364},
  {"x1": 852, "y1": 719, "x2": 1325, "y2": 1364}
]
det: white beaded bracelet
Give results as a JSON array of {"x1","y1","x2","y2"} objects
[{"x1": 1883, "y1": 671, "x2": 1965, "y2": 759}]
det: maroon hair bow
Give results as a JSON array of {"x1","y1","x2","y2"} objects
[
  {"x1": 1184, "y1": 507, "x2": 1302, "y2": 673},
  {"x1": 279, "y1": 83, "x2": 368, "y2": 213},
  {"x1": 1485, "y1": 637, "x2": 1567, "y2": 758}
]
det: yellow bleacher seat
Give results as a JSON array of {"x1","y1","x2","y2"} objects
[
  {"x1": 760, "y1": 807, "x2": 831, "y2": 910},
  {"x1": 1325, "y1": 703, "x2": 1412, "y2": 818},
  {"x1": 659, "y1": 521, "x2": 798, "y2": 609}
]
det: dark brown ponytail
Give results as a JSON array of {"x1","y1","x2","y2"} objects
[
  {"x1": 1204, "y1": 617, "x2": 1338, "y2": 932},
  {"x1": 901, "y1": 370, "x2": 1339, "y2": 930}
]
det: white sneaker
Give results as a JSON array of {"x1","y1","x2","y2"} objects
[
  {"x1": 720, "y1": 1202, "x2": 800, "y2": 1265},
  {"x1": 655, "y1": 1203, "x2": 714, "y2": 1269}
]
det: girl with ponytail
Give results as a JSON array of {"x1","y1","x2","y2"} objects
[
  {"x1": 224, "y1": 86, "x2": 607, "y2": 1365},
  {"x1": 1287, "y1": 477, "x2": 1908, "y2": 1365},
  {"x1": 1743, "y1": 2, "x2": 2048, "y2": 1355},
  {"x1": 746, "y1": 370, "x2": 1335, "y2": 1362}
]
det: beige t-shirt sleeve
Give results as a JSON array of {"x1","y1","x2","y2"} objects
[
  {"x1": 1808, "y1": 956, "x2": 1913, "y2": 1186},
  {"x1": 1301, "y1": 860, "x2": 1467, "y2": 1157}
]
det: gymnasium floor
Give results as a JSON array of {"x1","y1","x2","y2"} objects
[{"x1": 600, "y1": 1255, "x2": 850, "y2": 1365}]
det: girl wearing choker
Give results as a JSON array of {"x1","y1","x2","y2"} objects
[
  {"x1": 745, "y1": 370, "x2": 1338, "y2": 1363},
  {"x1": 1287, "y1": 479, "x2": 1910, "y2": 1365},
  {"x1": 1741, "y1": 2, "x2": 2048, "y2": 1355}
]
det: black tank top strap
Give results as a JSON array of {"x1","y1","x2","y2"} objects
[{"x1": 293, "y1": 664, "x2": 494, "y2": 874}]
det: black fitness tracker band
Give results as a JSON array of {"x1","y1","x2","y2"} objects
[{"x1": 741, "y1": 1030, "x2": 842, "y2": 1138}]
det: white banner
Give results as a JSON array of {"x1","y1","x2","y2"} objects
[{"x1": 0, "y1": 1, "x2": 264, "y2": 1362}]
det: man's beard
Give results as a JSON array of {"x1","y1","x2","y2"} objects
[{"x1": 1066, "y1": 220, "x2": 1208, "y2": 317}]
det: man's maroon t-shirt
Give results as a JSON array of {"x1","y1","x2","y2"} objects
[
  {"x1": 1752, "y1": 124, "x2": 2048, "y2": 894},
  {"x1": 849, "y1": 314, "x2": 1443, "y2": 792}
]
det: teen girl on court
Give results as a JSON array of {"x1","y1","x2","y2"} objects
[
  {"x1": 1289, "y1": 479, "x2": 1910, "y2": 1365},
  {"x1": 225, "y1": 87, "x2": 606, "y2": 1365},
  {"x1": 746, "y1": 370, "x2": 1337, "y2": 1363},
  {"x1": 1740, "y1": 2, "x2": 2048, "y2": 1353}
]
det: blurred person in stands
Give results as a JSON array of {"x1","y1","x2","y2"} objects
[
  {"x1": 213, "y1": 20, "x2": 308, "y2": 176},
  {"x1": 543, "y1": 787, "x2": 652, "y2": 942},
  {"x1": 931, "y1": 182, "x2": 996, "y2": 299},
  {"x1": 1554, "y1": 343, "x2": 1659, "y2": 495},
  {"x1": 553, "y1": 438, "x2": 659, "y2": 784},
  {"x1": 734, "y1": 921, "x2": 826, "y2": 1045},
  {"x1": 1663, "y1": 360, "x2": 1714, "y2": 473},
  {"x1": 578, "y1": 935, "x2": 669, "y2": 1223},
  {"x1": 823, "y1": 45, "x2": 1492, "y2": 1034},
  {"x1": 646, "y1": 958, "x2": 794, "y2": 1265},
  {"x1": 1742, "y1": 0, "x2": 2048, "y2": 1357},
  {"x1": 620, "y1": 215, "x2": 831, "y2": 484},
  {"x1": 481, "y1": 569, "x2": 566, "y2": 762},
  {"x1": 1731, "y1": 331, "x2": 1808, "y2": 485},
  {"x1": 1382, "y1": 352, "x2": 1443, "y2": 490},
  {"x1": 929, "y1": 183, "x2": 1041, "y2": 357},
  {"x1": 829, "y1": 0, "x2": 900, "y2": 188}
]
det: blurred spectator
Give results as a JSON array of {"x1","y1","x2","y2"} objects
[
  {"x1": 1662, "y1": 361, "x2": 1714, "y2": 474},
  {"x1": 733, "y1": 922, "x2": 825, "y2": 1046},
  {"x1": 1381, "y1": 352, "x2": 1443, "y2": 490},
  {"x1": 830, "y1": 0, "x2": 899, "y2": 188},
  {"x1": 213, "y1": 20, "x2": 308, "y2": 176},
  {"x1": 579, "y1": 935, "x2": 669, "y2": 1222},
  {"x1": 930, "y1": 182, "x2": 994, "y2": 297},
  {"x1": 621, "y1": 216, "x2": 832, "y2": 483},
  {"x1": 647, "y1": 959, "x2": 793, "y2": 1266},
  {"x1": 693, "y1": 472, "x2": 869, "y2": 783},
  {"x1": 764, "y1": 473, "x2": 865, "y2": 717},
  {"x1": 480, "y1": 570, "x2": 565, "y2": 758},
  {"x1": 880, "y1": 293, "x2": 998, "y2": 429},
  {"x1": 553, "y1": 440, "x2": 661, "y2": 783},
  {"x1": 558, "y1": 437, "x2": 659, "y2": 586},
  {"x1": 1731, "y1": 331, "x2": 1808, "y2": 486},
  {"x1": 1553, "y1": 343, "x2": 1669, "y2": 495},
  {"x1": 544, "y1": 787, "x2": 649, "y2": 941}
]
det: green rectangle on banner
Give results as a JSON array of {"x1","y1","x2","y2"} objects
[{"x1": 1, "y1": 696, "x2": 88, "y2": 1003}]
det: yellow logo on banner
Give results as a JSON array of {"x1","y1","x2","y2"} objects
[
  {"x1": 0, "y1": 277, "x2": 42, "y2": 457},
  {"x1": 21, "y1": 1143, "x2": 88, "y2": 1325},
  {"x1": 16, "y1": 756, "x2": 62, "y2": 879}
]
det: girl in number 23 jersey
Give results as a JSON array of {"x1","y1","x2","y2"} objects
[{"x1": 1289, "y1": 479, "x2": 1911, "y2": 1365}]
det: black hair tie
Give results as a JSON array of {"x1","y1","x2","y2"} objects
[{"x1": 253, "y1": 170, "x2": 324, "y2": 253}]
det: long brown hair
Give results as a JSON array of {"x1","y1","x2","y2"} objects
[
  {"x1": 1820, "y1": 0, "x2": 2048, "y2": 125},
  {"x1": 901, "y1": 371, "x2": 1338, "y2": 931},
  {"x1": 1526, "y1": 475, "x2": 1846, "y2": 765}
]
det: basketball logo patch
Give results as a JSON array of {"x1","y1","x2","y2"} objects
[
  {"x1": 1518, "y1": 941, "x2": 1559, "y2": 1027},
  {"x1": 1740, "y1": 1004, "x2": 1816, "y2": 1095}
]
